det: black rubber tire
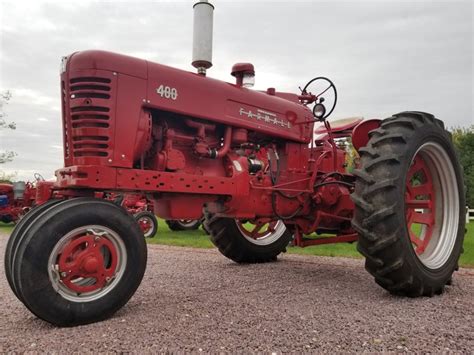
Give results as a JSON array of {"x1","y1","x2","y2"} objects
[
  {"x1": 4, "y1": 199, "x2": 62, "y2": 299},
  {"x1": 134, "y1": 211, "x2": 158, "y2": 238},
  {"x1": 166, "y1": 219, "x2": 201, "y2": 231},
  {"x1": 201, "y1": 218, "x2": 211, "y2": 235},
  {"x1": 351, "y1": 111, "x2": 465, "y2": 297},
  {"x1": 11, "y1": 198, "x2": 147, "y2": 326},
  {"x1": 204, "y1": 213, "x2": 292, "y2": 263},
  {"x1": 1, "y1": 215, "x2": 13, "y2": 224}
]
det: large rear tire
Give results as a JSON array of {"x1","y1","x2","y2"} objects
[
  {"x1": 9, "y1": 198, "x2": 147, "y2": 326},
  {"x1": 205, "y1": 214, "x2": 291, "y2": 263},
  {"x1": 352, "y1": 111, "x2": 465, "y2": 297}
]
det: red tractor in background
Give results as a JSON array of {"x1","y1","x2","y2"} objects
[
  {"x1": 105, "y1": 192, "x2": 158, "y2": 238},
  {"x1": 0, "y1": 173, "x2": 45, "y2": 223},
  {"x1": 4, "y1": 0, "x2": 465, "y2": 327}
]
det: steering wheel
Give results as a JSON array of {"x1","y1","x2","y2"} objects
[
  {"x1": 302, "y1": 77, "x2": 337, "y2": 121},
  {"x1": 34, "y1": 173, "x2": 45, "y2": 182}
]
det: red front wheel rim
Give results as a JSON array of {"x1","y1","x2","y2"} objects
[
  {"x1": 137, "y1": 216, "x2": 154, "y2": 237},
  {"x1": 48, "y1": 226, "x2": 127, "y2": 302}
]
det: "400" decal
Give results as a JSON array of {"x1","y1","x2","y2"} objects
[{"x1": 156, "y1": 85, "x2": 178, "y2": 100}]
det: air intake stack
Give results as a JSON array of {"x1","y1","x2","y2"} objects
[{"x1": 192, "y1": 0, "x2": 214, "y2": 75}]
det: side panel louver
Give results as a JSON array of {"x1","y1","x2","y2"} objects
[{"x1": 63, "y1": 72, "x2": 116, "y2": 165}]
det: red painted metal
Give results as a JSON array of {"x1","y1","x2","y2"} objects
[
  {"x1": 300, "y1": 234, "x2": 358, "y2": 247},
  {"x1": 40, "y1": 49, "x2": 379, "y2": 244},
  {"x1": 352, "y1": 119, "x2": 381, "y2": 151},
  {"x1": 0, "y1": 181, "x2": 37, "y2": 223},
  {"x1": 405, "y1": 154, "x2": 435, "y2": 255},
  {"x1": 236, "y1": 220, "x2": 279, "y2": 239},
  {"x1": 58, "y1": 233, "x2": 118, "y2": 293},
  {"x1": 137, "y1": 216, "x2": 153, "y2": 234}
]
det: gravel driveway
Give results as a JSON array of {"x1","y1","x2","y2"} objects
[{"x1": 1, "y1": 229, "x2": 473, "y2": 353}]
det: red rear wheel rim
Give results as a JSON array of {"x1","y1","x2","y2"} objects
[{"x1": 405, "y1": 154, "x2": 436, "y2": 255}]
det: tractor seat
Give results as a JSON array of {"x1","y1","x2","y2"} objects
[{"x1": 314, "y1": 116, "x2": 364, "y2": 135}]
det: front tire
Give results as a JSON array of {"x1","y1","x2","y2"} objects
[
  {"x1": 10, "y1": 198, "x2": 147, "y2": 326},
  {"x1": 5, "y1": 199, "x2": 62, "y2": 299},
  {"x1": 134, "y1": 211, "x2": 158, "y2": 238},
  {"x1": 352, "y1": 112, "x2": 465, "y2": 297},
  {"x1": 205, "y1": 215, "x2": 292, "y2": 263}
]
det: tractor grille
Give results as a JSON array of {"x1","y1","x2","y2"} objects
[{"x1": 66, "y1": 76, "x2": 114, "y2": 161}]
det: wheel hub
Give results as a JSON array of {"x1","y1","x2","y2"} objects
[
  {"x1": 81, "y1": 256, "x2": 100, "y2": 274},
  {"x1": 49, "y1": 226, "x2": 126, "y2": 301},
  {"x1": 138, "y1": 218, "x2": 151, "y2": 233}
]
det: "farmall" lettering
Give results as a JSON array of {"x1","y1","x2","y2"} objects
[{"x1": 239, "y1": 108, "x2": 291, "y2": 128}]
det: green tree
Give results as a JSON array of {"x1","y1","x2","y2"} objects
[
  {"x1": 0, "y1": 90, "x2": 17, "y2": 164},
  {"x1": 452, "y1": 126, "x2": 474, "y2": 208}
]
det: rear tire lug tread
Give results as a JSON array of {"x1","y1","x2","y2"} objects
[
  {"x1": 367, "y1": 233, "x2": 399, "y2": 254},
  {"x1": 364, "y1": 156, "x2": 401, "y2": 171},
  {"x1": 370, "y1": 133, "x2": 407, "y2": 146},
  {"x1": 356, "y1": 243, "x2": 384, "y2": 267},
  {"x1": 352, "y1": 221, "x2": 378, "y2": 242},
  {"x1": 358, "y1": 146, "x2": 379, "y2": 158},
  {"x1": 381, "y1": 118, "x2": 416, "y2": 130},
  {"x1": 351, "y1": 195, "x2": 374, "y2": 213},
  {"x1": 376, "y1": 259, "x2": 404, "y2": 276},
  {"x1": 352, "y1": 169, "x2": 376, "y2": 185},
  {"x1": 362, "y1": 179, "x2": 398, "y2": 199},
  {"x1": 362, "y1": 204, "x2": 396, "y2": 228},
  {"x1": 352, "y1": 112, "x2": 464, "y2": 298}
]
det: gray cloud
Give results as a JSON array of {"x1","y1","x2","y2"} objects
[{"x1": 0, "y1": 0, "x2": 472, "y2": 180}]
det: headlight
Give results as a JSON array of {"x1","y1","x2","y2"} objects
[{"x1": 313, "y1": 103, "x2": 326, "y2": 120}]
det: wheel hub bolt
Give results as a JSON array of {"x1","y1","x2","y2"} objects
[{"x1": 60, "y1": 271, "x2": 67, "y2": 278}]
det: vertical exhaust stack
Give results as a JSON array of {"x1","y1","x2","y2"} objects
[{"x1": 192, "y1": 0, "x2": 214, "y2": 75}]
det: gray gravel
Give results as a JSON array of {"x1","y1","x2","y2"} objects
[{"x1": 1, "y1": 230, "x2": 473, "y2": 353}]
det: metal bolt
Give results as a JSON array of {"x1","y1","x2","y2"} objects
[
  {"x1": 142, "y1": 99, "x2": 146, "y2": 102},
  {"x1": 147, "y1": 100, "x2": 150, "y2": 103},
  {"x1": 60, "y1": 272, "x2": 67, "y2": 278},
  {"x1": 105, "y1": 276, "x2": 111, "y2": 282},
  {"x1": 94, "y1": 236, "x2": 100, "y2": 242},
  {"x1": 108, "y1": 158, "x2": 112, "y2": 163},
  {"x1": 113, "y1": 72, "x2": 117, "y2": 76},
  {"x1": 121, "y1": 154, "x2": 125, "y2": 159},
  {"x1": 70, "y1": 94, "x2": 76, "y2": 99}
]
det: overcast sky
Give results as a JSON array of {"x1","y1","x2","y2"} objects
[{"x1": 0, "y1": 0, "x2": 472, "y2": 181}]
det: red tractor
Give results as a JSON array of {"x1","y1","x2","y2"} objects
[
  {"x1": 0, "y1": 173, "x2": 45, "y2": 223},
  {"x1": 4, "y1": 1, "x2": 465, "y2": 327},
  {"x1": 104, "y1": 192, "x2": 158, "y2": 238}
]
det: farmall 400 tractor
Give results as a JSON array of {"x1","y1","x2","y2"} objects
[{"x1": 5, "y1": 1, "x2": 465, "y2": 326}]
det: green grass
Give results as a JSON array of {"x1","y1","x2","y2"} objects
[
  {"x1": 146, "y1": 220, "x2": 474, "y2": 266},
  {"x1": 1, "y1": 220, "x2": 473, "y2": 267}
]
